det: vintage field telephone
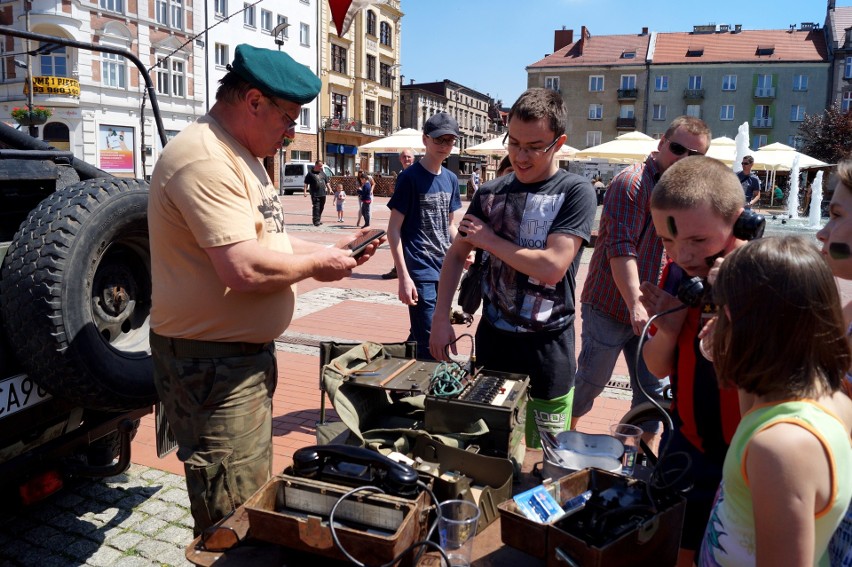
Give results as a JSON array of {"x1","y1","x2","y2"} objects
[{"x1": 292, "y1": 444, "x2": 420, "y2": 498}]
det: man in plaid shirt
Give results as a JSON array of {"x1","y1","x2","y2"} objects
[{"x1": 571, "y1": 116, "x2": 712, "y2": 426}]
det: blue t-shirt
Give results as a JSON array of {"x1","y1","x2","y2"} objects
[
  {"x1": 387, "y1": 162, "x2": 462, "y2": 282},
  {"x1": 359, "y1": 182, "x2": 372, "y2": 203}
]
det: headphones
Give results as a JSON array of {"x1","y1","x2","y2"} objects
[{"x1": 676, "y1": 209, "x2": 766, "y2": 307}]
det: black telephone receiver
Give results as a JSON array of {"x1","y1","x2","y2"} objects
[
  {"x1": 292, "y1": 444, "x2": 419, "y2": 498},
  {"x1": 676, "y1": 209, "x2": 766, "y2": 307}
]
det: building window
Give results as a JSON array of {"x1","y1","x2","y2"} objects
[
  {"x1": 652, "y1": 104, "x2": 666, "y2": 121},
  {"x1": 620, "y1": 75, "x2": 636, "y2": 90},
  {"x1": 214, "y1": 0, "x2": 226, "y2": 17},
  {"x1": 843, "y1": 91, "x2": 852, "y2": 112},
  {"x1": 846, "y1": 57, "x2": 852, "y2": 79},
  {"x1": 300, "y1": 108, "x2": 310, "y2": 128},
  {"x1": 790, "y1": 104, "x2": 806, "y2": 122},
  {"x1": 792, "y1": 74, "x2": 808, "y2": 91},
  {"x1": 277, "y1": 15, "x2": 289, "y2": 37},
  {"x1": 589, "y1": 75, "x2": 604, "y2": 92},
  {"x1": 331, "y1": 44, "x2": 347, "y2": 74},
  {"x1": 366, "y1": 100, "x2": 376, "y2": 125},
  {"x1": 545, "y1": 76, "x2": 560, "y2": 92},
  {"x1": 688, "y1": 75, "x2": 702, "y2": 90},
  {"x1": 214, "y1": 43, "x2": 228, "y2": 67},
  {"x1": 755, "y1": 73, "x2": 774, "y2": 97},
  {"x1": 261, "y1": 9, "x2": 273, "y2": 32},
  {"x1": 100, "y1": 0, "x2": 124, "y2": 13},
  {"x1": 40, "y1": 46, "x2": 67, "y2": 76},
  {"x1": 300, "y1": 23, "x2": 310, "y2": 46},
  {"x1": 722, "y1": 74, "x2": 737, "y2": 91},
  {"x1": 720, "y1": 104, "x2": 735, "y2": 121},
  {"x1": 686, "y1": 104, "x2": 701, "y2": 118},
  {"x1": 654, "y1": 75, "x2": 668, "y2": 91},
  {"x1": 380, "y1": 104, "x2": 391, "y2": 130},
  {"x1": 752, "y1": 134, "x2": 767, "y2": 148},
  {"x1": 155, "y1": 57, "x2": 185, "y2": 97},
  {"x1": 380, "y1": 22, "x2": 392, "y2": 46},
  {"x1": 102, "y1": 51, "x2": 126, "y2": 88},
  {"x1": 366, "y1": 55, "x2": 376, "y2": 82},
  {"x1": 619, "y1": 105, "x2": 634, "y2": 119},
  {"x1": 332, "y1": 93, "x2": 348, "y2": 119},
  {"x1": 366, "y1": 10, "x2": 376, "y2": 35},
  {"x1": 243, "y1": 3, "x2": 255, "y2": 27},
  {"x1": 787, "y1": 135, "x2": 803, "y2": 149},
  {"x1": 156, "y1": 0, "x2": 183, "y2": 29},
  {"x1": 380, "y1": 62, "x2": 392, "y2": 87},
  {"x1": 588, "y1": 104, "x2": 602, "y2": 120},
  {"x1": 586, "y1": 131, "x2": 602, "y2": 147}
]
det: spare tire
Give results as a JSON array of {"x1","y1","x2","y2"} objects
[{"x1": 0, "y1": 177, "x2": 155, "y2": 411}]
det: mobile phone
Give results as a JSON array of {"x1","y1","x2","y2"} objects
[{"x1": 341, "y1": 228, "x2": 385, "y2": 258}]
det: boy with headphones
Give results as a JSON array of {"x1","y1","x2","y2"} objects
[{"x1": 638, "y1": 155, "x2": 765, "y2": 567}]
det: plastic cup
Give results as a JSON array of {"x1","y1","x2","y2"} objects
[
  {"x1": 437, "y1": 499, "x2": 480, "y2": 567},
  {"x1": 609, "y1": 423, "x2": 643, "y2": 476}
]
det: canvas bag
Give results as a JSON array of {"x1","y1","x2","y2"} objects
[{"x1": 457, "y1": 248, "x2": 485, "y2": 315}]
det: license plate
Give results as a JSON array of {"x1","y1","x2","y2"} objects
[{"x1": 0, "y1": 374, "x2": 52, "y2": 419}]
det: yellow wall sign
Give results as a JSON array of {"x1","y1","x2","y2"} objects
[{"x1": 25, "y1": 76, "x2": 81, "y2": 97}]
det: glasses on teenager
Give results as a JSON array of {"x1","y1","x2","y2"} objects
[
  {"x1": 431, "y1": 135, "x2": 457, "y2": 147},
  {"x1": 264, "y1": 96, "x2": 299, "y2": 131},
  {"x1": 666, "y1": 139, "x2": 705, "y2": 157},
  {"x1": 503, "y1": 131, "x2": 561, "y2": 158}
]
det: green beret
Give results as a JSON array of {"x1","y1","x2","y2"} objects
[{"x1": 229, "y1": 44, "x2": 321, "y2": 105}]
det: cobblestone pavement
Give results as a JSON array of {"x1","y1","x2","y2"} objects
[{"x1": 0, "y1": 465, "x2": 193, "y2": 567}]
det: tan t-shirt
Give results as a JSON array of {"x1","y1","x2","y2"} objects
[{"x1": 149, "y1": 115, "x2": 295, "y2": 343}]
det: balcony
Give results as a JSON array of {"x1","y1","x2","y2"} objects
[
  {"x1": 617, "y1": 88, "x2": 638, "y2": 100},
  {"x1": 616, "y1": 117, "x2": 636, "y2": 129},
  {"x1": 754, "y1": 86, "x2": 776, "y2": 98},
  {"x1": 323, "y1": 117, "x2": 363, "y2": 132},
  {"x1": 683, "y1": 88, "x2": 705, "y2": 100},
  {"x1": 752, "y1": 117, "x2": 773, "y2": 128}
]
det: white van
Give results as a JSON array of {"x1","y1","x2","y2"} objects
[{"x1": 280, "y1": 162, "x2": 335, "y2": 195}]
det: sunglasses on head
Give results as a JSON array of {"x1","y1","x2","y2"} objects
[{"x1": 667, "y1": 140, "x2": 704, "y2": 157}]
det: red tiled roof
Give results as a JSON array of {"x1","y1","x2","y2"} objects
[
  {"x1": 652, "y1": 29, "x2": 828, "y2": 64},
  {"x1": 527, "y1": 33, "x2": 651, "y2": 68}
]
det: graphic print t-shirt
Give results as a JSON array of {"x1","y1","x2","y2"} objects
[{"x1": 467, "y1": 169, "x2": 596, "y2": 332}]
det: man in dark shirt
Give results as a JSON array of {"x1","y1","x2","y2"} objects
[
  {"x1": 304, "y1": 160, "x2": 330, "y2": 226},
  {"x1": 738, "y1": 155, "x2": 761, "y2": 209}
]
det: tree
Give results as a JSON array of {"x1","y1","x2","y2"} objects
[{"x1": 797, "y1": 105, "x2": 852, "y2": 164}]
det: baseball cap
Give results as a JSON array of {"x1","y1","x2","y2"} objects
[
  {"x1": 229, "y1": 44, "x2": 321, "y2": 105},
  {"x1": 423, "y1": 112, "x2": 460, "y2": 138}
]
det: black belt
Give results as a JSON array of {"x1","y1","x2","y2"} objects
[{"x1": 150, "y1": 331, "x2": 272, "y2": 358}]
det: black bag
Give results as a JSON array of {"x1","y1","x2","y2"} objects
[{"x1": 457, "y1": 249, "x2": 484, "y2": 314}]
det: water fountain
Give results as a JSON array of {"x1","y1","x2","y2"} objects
[
  {"x1": 808, "y1": 171, "x2": 824, "y2": 228},
  {"x1": 733, "y1": 122, "x2": 749, "y2": 174},
  {"x1": 786, "y1": 155, "x2": 801, "y2": 220}
]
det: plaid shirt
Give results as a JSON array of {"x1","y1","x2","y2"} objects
[{"x1": 580, "y1": 155, "x2": 666, "y2": 324}]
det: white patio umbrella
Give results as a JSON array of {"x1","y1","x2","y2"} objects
[
  {"x1": 575, "y1": 131, "x2": 658, "y2": 163},
  {"x1": 464, "y1": 136, "x2": 580, "y2": 157},
  {"x1": 358, "y1": 128, "x2": 459, "y2": 154},
  {"x1": 750, "y1": 142, "x2": 828, "y2": 172},
  {"x1": 705, "y1": 136, "x2": 739, "y2": 166}
]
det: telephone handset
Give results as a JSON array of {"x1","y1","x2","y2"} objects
[
  {"x1": 292, "y1": 444, "x2": 419, "y2": 498},
  {"x1": 676, "y1": 209, "x2": 765, "y2": 307}
]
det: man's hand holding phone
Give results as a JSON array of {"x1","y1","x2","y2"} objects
[{"x1": 336, "y1": 228, "x2": 386, "y2": 263}]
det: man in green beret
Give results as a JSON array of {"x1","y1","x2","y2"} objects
[{"x1": 148, "y1": 44, "x2": 382, "y2": 535}]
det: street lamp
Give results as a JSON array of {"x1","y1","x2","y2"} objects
[{"x1": 272, "y1": 22, "x2": 290, "y2": 193}]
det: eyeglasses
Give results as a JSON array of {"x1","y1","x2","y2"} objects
[
  {"x1": 503, "y1": 131, "x2": 561, "y2": 158},
  {"x1": 430, "y1": 135, "x2": 457, "y2": 147},
  {"x1": 264, "y1": 96, "x2": 299, "y2": 131},
  {"x1": 666, "y1": 139, "x2": 704, "y2": 157}
]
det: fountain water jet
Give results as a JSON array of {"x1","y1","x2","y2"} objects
[
  {"x1": 786, "y1": 154, "x2": 801, "y2": 219},
  {"x1": 808, "y1": 171, "x2": 824, "y2": 228}
]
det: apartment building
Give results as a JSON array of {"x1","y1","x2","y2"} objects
[
  {"x1": 320, "y1": 0, "x2": 402, "y2": 175},
  {"x1": 527, "y1": 23, "x2": 830, "y2": 151},
  {"x1": 826, "y1": 1, "x2": 852, "y2": 111},
  {"x1": 0, "y1": 0, "x2": 206, "y2": 180}
]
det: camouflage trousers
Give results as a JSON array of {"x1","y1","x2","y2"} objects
[{"x1": 152, "y1": 338, "x2": 277, "y2": 535}]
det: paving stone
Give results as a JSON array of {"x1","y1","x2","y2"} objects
[
  {"x1": 105, "y1": 531, "x2": 146, "y2": 552},
  {"x1": 82, "y1": 545, "x2": 125, "y2": 567}
]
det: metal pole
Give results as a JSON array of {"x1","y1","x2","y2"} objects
[{"x1": 24, "y1": 1, "x2": 37, "y2": 138}]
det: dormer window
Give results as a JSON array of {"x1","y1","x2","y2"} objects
[
  {"x1": 756, "y1": 45, "x2": 775, "y2": 56},
  {"x1": 686, "y1": 46, "x2": 704, "y2": 57},
  {"x1": 621, "y1": 50, "x2": 636, "y2": 59}
]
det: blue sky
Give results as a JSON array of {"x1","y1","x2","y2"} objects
[{"x1": 399, "y1": 0, "x2": 849, "y2": 107}]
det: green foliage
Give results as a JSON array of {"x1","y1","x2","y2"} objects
[{"x1": 797, "y1": 105, "x2": 852, "y2": 164}]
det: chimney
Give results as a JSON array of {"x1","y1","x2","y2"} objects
[
  {"x1": 641, "y1": 26, "x2": 649, "y2": 35},
  {"x1": 554, "y1": 27, "x2": 573, "y2": 51},
  {"x1": 579, "y1": 25, "x2": 590, "y2": 53}
]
